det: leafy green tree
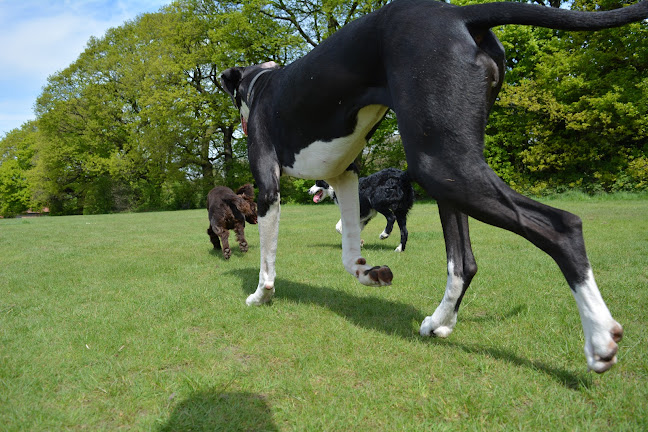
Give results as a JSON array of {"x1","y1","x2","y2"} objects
[
  {"x1": 0, "y1": 123, "x2": 39, "y2": 217},
  {"x1": 7, "y1": 0, "x2": 645, "y2": 217},
  {"x1": 486, "y1": 0, "x2": 648, "y2": 193}
]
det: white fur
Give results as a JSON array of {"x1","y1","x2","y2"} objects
[
  {"x1": 420, "y1": 261, "x2": 464, "y2": 337},
  {"x1": 247, "y1": 106, "x2": 391, "y2": 306},
  {"x1": 246, "y1": 200, "x2": 280, "y2": 306},
  {"x1": 308, "y1": 184, "x2": 320, "y2": 195},
  {"x1": 282, "y1": 105, "x2": 388, "y2": 179},
  {"x1": 572, "y1": 268, "x2": 622, "y2": 373},
  {"x1": 335, "y1": 209, "x2": 377, "y2": 235},
  {"x1": 328, "y1": 171, "x2": 390, "y2": 287},
  {"x1": 322, "y1": 188, "x2": 403, "y2": 252},
  {"x1": 308, "y1": 183, "x2": 335, "y2": 203},
  {"x1": 240, "y1": 102, "x2": 250, "y2": 122}
]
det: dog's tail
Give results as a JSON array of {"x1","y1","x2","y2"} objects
[
  {"x1": 400, "y1": 170, "x2": 416, "y2": 213},
  {"x1": 459, "y1": 1, "x2": 647, "y2": 32},
  {"x1": 235, "y1": 183, "x2": 255, "y2": 200}
]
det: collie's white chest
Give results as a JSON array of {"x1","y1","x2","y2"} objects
[{"x1": 282, "y1": 104, "x2": 388, "y2": 179}]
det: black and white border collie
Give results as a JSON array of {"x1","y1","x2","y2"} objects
[{"x1": 309, "y1": 168, "x2": 414, "y2": 252}]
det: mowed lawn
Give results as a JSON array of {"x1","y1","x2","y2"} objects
[{"x1": 1, "y1": 197, "x2": 647, "y2": 431}]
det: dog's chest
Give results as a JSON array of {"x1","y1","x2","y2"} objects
[{"x1": 282, "y1": 104, "x2": 388, "y2": 179}]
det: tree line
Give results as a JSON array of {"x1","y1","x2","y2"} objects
[{"x1": 0, "y1": 0, "x2": 646, "y2": 217}]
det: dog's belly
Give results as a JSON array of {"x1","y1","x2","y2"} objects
[{"x1": 282, "y1": 104, "x2": 388, "y2": 179}]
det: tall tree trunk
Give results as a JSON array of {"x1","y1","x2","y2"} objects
[
  {"x1": 200, "y1": 125, "x2": 216, "y2": 195},
  {"x1": 222, "y1": 125, "x2": 234, "y2": 184}
]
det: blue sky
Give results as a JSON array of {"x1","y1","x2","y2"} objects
[{"x1": 0, "y1": 0, "x2": 170, "y2": 137}]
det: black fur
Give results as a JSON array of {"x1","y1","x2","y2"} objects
[
  {"x1": 220, "y1": 0, "x2": 646, "y2": 372},
  {"x1": 311, "y1": 168, "x2": 415, "y2": 251}
]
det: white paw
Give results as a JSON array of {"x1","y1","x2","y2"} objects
[
  {"x1": 246, "y1": 286, "x2": 275, "y2": 306},
  {"x1": 584, "y1": 321, "x2": 623, "y2": 373},
  {"x1": 420, "y1": 311, "x2": 457, "y2": 338},
  {"x1": 379, "y1": 230, "x2": 390, "y2": 239},
  {"x1": 394, "y1": 244, "x2": 402, "y2": 252},
  {"x1": 572, "y1": 270, "x2": 623, "y2": 373}
]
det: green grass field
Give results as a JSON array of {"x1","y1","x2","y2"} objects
[{"x1": 1, "y1": 197, "x2": 647, "y2": 430}]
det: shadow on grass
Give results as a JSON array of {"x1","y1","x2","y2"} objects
[
  {"x1": 208, "y1": 247, "x2": 251, "y2": 261},
  {"x1": 461, "y1": 304, "x2": 528, "y2": 324},
  {"x1": 227, "y1": 267, "x2": 591, "y2": 390},
  {"x1": 311, "y1": 241, "x2": 404, "y2": 252},
  {"x1": 228, "y1": 267, "x2": 423, "y2": 339},
  {"x1": 160, "y1": 391, "x2": 277, "y2": 432},
  {"x1": 449, "y1": 344, "x2": 593, "y2": 390}
]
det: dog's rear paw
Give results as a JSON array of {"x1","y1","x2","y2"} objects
[
  {"x1": 239, "y1": 242, "x2": 249, "y2": 253},
  {"x1": 223, "y1": 248, "x2": 232, "y2": 259},
  {"x1": 586, "y1": 322, "x2": 623, "y2": 373}
]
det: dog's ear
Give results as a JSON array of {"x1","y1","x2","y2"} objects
[
  {"x1": 220, "y1": 67, "x2": 244, "y2": 98},
  {"x1": 235, "y1": 183, "x2": 255, "y2": 200}
]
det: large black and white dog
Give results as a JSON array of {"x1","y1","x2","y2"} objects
[
  {"x1": 308, "y1": 168, "x2": 415, "y2": 252},
  {"x1": 221, "y1": 0, "x2": 647, "y2": 373}
]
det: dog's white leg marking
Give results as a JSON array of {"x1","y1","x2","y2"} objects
[
  {"x1": 337, "y1": 210, "x2": 373, "y2": 236},
  {"x1": 246, "y1": 200, "x2": 280, "y2": 306},
  {"x1": 394, "y1": 244, "x2": 403, "y2": 252},
  {"x1": 420, "y1": 261, "x2": 463, "y2": 338},
  {"x1": 328, "y1": 171, "x2": 392, "y2": 287},
  {"x1": 380, "y1": 229, "x2": 390, "y2": 239},
  {"x1": 572, "y1": 268, "x2": 623, "y2": 373}
]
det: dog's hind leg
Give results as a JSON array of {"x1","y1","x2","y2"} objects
[
  {"x1": 391, "y1": 38, "x2": 621, "y2": 370},
  {"x1": 420, "y1": 203, "x2": 476, "y2": 337},
  {"x1": 394, "y1": 211, "x2": 409, "y2": 252},
  {"x1": 377, "y1": 207, "x2": 396, "y2": 240},
  {"x1": 207, "y1": 225, "x2": 221, "y2": 250},
  {"x1": 216, "y1": 227, "x2": 232, "y2": 260},
  {"x1": 327, "y1": 170, "x2": 393, "y2": 286},
  {"x1": 234, "y1": 223, "x2": 249, "y2": 253},
  {"x1": 413, "y1": 157, "x2": 622, "y2": 372}
]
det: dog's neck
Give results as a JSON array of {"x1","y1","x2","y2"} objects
[{"x1": 245, "y1": 69, "x2": 273, "y2": 108}]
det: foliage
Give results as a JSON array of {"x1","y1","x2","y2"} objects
[
  {"x1": 485, "y1": 0, "x2": 648, "y2": 194},
  {"x1": 0, "y1": 0, "x2": 647, "y2": 216},
  {"x1": 0, "y1": 123, "x2": 38, "y2": 217}
]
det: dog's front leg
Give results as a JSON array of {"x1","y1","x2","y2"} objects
[
  {"x1": 328, "y1": 170, "x2": 392, "y2": 287},
  {"x1": 245, "y1": 131, "x2": 282, "y2": 305},
  {"x1": 246, "y1": 196, "x2": 280, "y2": 306}
]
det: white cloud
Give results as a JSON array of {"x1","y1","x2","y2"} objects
[
  {"x1": 0, "y1": 0, "x2": 169, "y2": 136},
  {"x1": 1, "y1": 15, "x2": 104, "y2": 82}
]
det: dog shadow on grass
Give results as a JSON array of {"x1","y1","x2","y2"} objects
[
  {"x1": 160, "y1": 391, "x2": 278, "y2": 432},
  {"x1": 312, "y1": 241, "x2": 400, "y2": 251},
  {"x1": 208, "y1": 247, "x2": 249, "y2": 261},
  {"x1": 227, "y1": 268, "x2": 591, "y2": 390}
]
